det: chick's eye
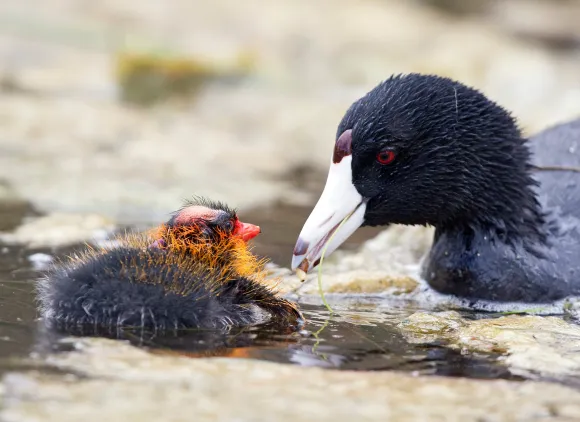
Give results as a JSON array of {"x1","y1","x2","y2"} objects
[
  {"x1": 224, "y1": 220, "x2": 234, "y2": 231},
  {"x1": 376, "y1": 150, "x2": 396, "y2": 165}
]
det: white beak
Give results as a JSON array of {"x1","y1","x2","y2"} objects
[{"x1": 291, "y1": 151, "x2": 366, "y2": 273}]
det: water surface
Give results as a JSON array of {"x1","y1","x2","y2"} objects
[
  {"x1": 0, "y1": 201, "x2": 568, "y2": 384},
  {"x1": 0, "y1": 250, "x2": 513, "y2": 382}
]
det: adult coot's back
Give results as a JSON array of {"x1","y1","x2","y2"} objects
[{"x1": 291, "y1": 73, "x2": 580, "y2": 302}]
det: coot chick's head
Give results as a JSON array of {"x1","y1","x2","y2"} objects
[
  {"x1": 293, "y1": 73, "x2": 540, "y2": 273},
  {"x1": 151, "y1": 197, "x2": 262, "y2": 277}
]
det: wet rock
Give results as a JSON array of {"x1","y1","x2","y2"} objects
[
  {"x1": 2, "y1": 338, "x2": 580, "y2": 422},
  {"x1": 398, "y1": 311, "x2": 465, "y2": 343},
  {"x1": 278, "y1": 225, "x2": 433, "y2": 296},
  {"x1": 398, "y1": 311, "x2": 580, "y2": 379},
  {"x1": 327, "y1": 276, "x2": 418, "y2": 295},
  {"x1": 0, "y1": 213, "x2": 114, "y2": 248},
  {"x1": 459, "y1": 315, "x2": 580, "y2": 379}
]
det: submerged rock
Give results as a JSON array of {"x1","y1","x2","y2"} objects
[
  {"x1": 2, "y1": 337, "x2": 580, "y2": 422},
  {"x1": 398, "y1": 311, "x2": 465, "y2": 343},
  {"x1": 399, "y1": 311, "x2": 580, "y2": 380}
]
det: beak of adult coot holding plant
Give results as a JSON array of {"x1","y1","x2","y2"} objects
[
  {"x1": 234, "y1": 220, "x2": 261, "y2": 242},
  {"x1": 291, "y1": 129, "x2": 366, "y2": 276}
]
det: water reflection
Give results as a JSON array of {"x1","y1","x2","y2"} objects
[{"x1": 29, "y1": 304, "x2": 518, "y2": 381}]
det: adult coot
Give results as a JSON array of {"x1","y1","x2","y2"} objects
[
  {"x1": 39, "y1": 197, "x2": 302, "y2": 330},
  {"x1": 292, "y1": 74, "x2": 580, "y2": 302}
]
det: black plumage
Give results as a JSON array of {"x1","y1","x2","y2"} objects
[{"x1": 339, "y1": 73, "x2": 580, "y2": 302}]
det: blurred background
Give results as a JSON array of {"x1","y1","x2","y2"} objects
[{"x1": 1, "y1": 0, "x2": 580, "y2": 264}]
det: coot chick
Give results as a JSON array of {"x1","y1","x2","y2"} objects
[
  {"x1": 38, "y1": 198, "x2": 301, "y2": 330},
  {"x1": 292, "y1": 74, "x2": 580, "y2": 303}
]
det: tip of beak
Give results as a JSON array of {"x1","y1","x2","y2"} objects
[
  {"x1": 291, "y1": 254, "x2": 311, "y2": 273},
  {"x1": 291, "y1": 255, "x2": 304, "y2": 272},
  {"x1": 291, "y1": 237, "x2": 310, "y2": 272},
  {"x1": 237, "y1": 222, "x2": 261, "y2": 242}
]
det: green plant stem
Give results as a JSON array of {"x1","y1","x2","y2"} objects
[{"x1": 317, "y1": 210, "x2": 355, "y2": 314}]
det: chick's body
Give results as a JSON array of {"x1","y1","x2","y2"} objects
[{"x1": 38, "y1": 199, "x2": 301, "y2": 331}]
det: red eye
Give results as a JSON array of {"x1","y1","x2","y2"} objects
[{"x1": 376, "y1": 150, "x2": 396, "y2": 165}]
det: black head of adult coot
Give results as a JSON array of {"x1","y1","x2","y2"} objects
[
  {"x1": 292, "y1": 74, "x2": 580, "y2": 303},
  {"x1": 39, "y1": 197, "x2": 302, "y2": 331}
]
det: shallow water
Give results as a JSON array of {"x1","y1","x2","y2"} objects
[
  {"x1": 0, "y1": 244, "x2": 38, "y2": 371},
  {"x1": 0, "y1": 201, "x2": 573, "y2": 385},
  {"x1": 0, "y1": 199, "x2": 382, "y2": 375},
  {"x1": 0, "y1": 242, "x2": 514, "y2": 381},
  {"x1": 27, "y1": 304, "x2": 515, "y2": 381}
]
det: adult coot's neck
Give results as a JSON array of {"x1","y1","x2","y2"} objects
[{"x1": 433, "y1": 137, "x2": 546, "y2": 244}]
